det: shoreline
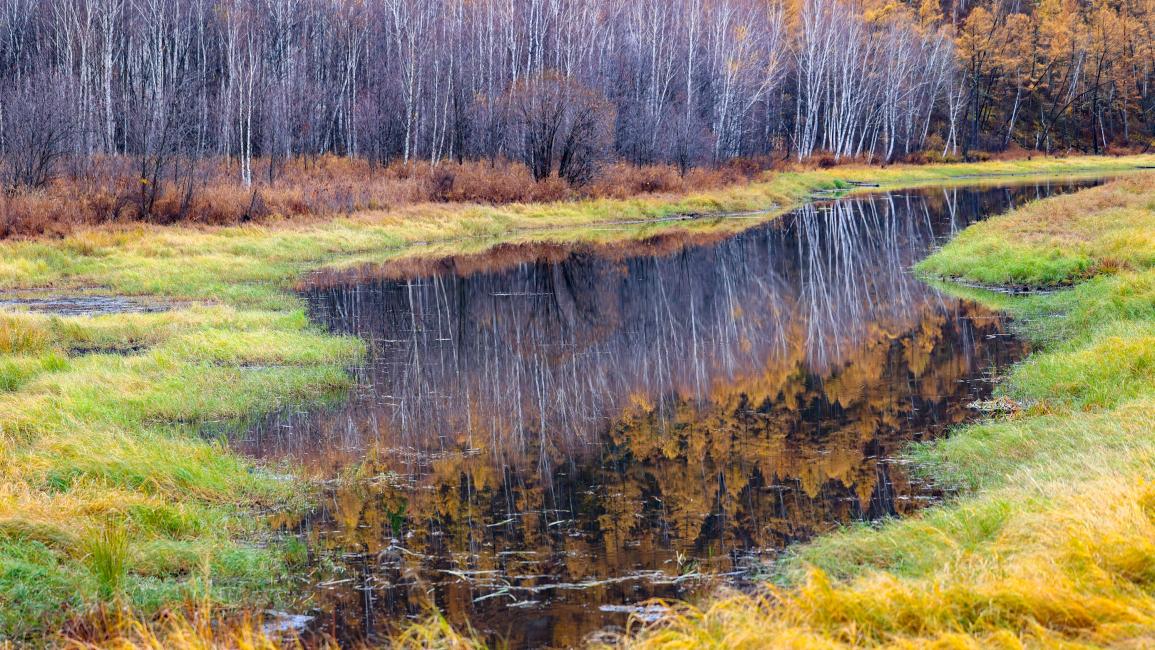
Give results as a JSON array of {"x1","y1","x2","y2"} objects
[{"x1": 1, "y1": 156, "x2": 1153, "y2": 644}]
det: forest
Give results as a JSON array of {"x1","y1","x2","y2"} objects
[{"x1": 0, "y1": 0, "x2": 1153, "y2": 223}]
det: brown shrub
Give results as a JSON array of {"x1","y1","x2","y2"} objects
[
  {"x1": 684, "y1": 165, "x2": 749, "y2": 190},
  {"x1": 434, "y1": 161, "x2": 545, "y2": 203},
  {"x1": 0, "y1": 149, "x2": 1013, "y2": 239},
  {"x1": 718, "y1": 156, "x2": 774, "y2": 179},
  {"x1": 191, "y1": 185, "x2": 259, "y2": 224},
  {"x1": 526, "y1": 175, "x2": 570, "y2": 203},
  {"x1": 84, "y1": 189, "x2": 133, "y2": 224},
  {"x1": 588, "y1": 163, "x2": 684, "y2": 198},
  {"x1": 0, "y1": 153, "x2": 775, "y2": 238}
]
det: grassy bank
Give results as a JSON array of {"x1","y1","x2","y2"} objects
[
  {"x1": 617, "y1": 173, "x2": 1155, "y2": 647},
  {"x1": 0, "y1": 156, "x2": 1153, "y2": 645}
]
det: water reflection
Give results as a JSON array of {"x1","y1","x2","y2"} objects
[{"x1": 241, "y1": 181, "x2": 1091, "y2": 648}]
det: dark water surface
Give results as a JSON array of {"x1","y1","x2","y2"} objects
[{"x1": 239, "y1": 180, "x2": 1095, "y2": 648}]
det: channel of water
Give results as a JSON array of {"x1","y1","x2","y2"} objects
[{"x1": 235, "y1": 179, "x2": 1098, "y2": 648}]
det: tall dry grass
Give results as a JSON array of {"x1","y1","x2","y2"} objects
[
  {"x1": 59, "y1": 606, "x2": 485, "y2": 650},
  {"x1": 60, "y1": 604, "x2": 313, "y2": 650},
  {"x1": 0, "y1": 155, "x2": 780, "y2": 239}
]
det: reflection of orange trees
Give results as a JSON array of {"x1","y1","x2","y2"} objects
[
  {"x1": 284, "y1": 296, "x2": 1017, "y2": 646},
  {"x1": 607, "y1": 303, "x2": 1004, "y2": 542},
  {"x1": 300, "y1": 297, "x2": 1011, "y2": 569},
  {"x1": 263, "y1": 188, "x2": 1037, "y2": 476},
  {"x1": 253, "y1": 186, "x2": 1038, "y2": 644},
  {"x1": 267, "y1": 189, "x2": 1030, "y2": 557}
]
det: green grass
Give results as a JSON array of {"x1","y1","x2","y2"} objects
[
  {"x1": 918, "y1": 173, "x2": 1155, "y2": 287},
  {"x1": 2, "y1": 156, "x2": 1154, "y2": 643},
  {"x1": 84, "y1": 526, "x2": 130, "y2": 600},
  {"x1": 617, "y1": 171, "x2": 1155, "y2": 648}
]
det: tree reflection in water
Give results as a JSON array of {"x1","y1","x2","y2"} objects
[{"x1": 239, "y1": 181, "x2": 1093, "y2": 648}]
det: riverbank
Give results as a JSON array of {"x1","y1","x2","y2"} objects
[
  {"x1": 616, "y1": 173, "x2": 1155, "y2": 647},
  {"x1": 1, "y1": 156, "x2": 1152, "y2": 645}
]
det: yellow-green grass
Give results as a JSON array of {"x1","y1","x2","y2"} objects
[
  {"x1": 1, "y1": 156, "x2": 1153, "y2": 644},
  {"x1": 614, "y1": 173, "x2": 1155, "y2": 647},
  {"x1": 0, "y1": 307, "x2": 360, "y2": 640},
  {"x1": 919, "y1": 172, "x2": 1155, "y2": 288}
]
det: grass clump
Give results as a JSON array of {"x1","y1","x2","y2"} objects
[
  {"x1": 616, "y1": 173, "x2": 1155, "y2": 648},
  {"x1": 0, "y1": 314, "x2": 51, "y2": 355},
  {"x1": 83, "y1": 526, "x2": 130, "y2": 601}
]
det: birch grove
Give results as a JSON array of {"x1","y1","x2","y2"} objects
[{"x1": 0, "y1": 0, "x2": 1152, "y2": 189}]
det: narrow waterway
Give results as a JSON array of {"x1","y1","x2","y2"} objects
[{"x1": 237, "y1": 179, "x2": 1097, "y2": 648}]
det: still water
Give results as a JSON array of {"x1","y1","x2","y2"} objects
[{"x1": 238, "y1": 180, "x2": 1094, "y2": 648}]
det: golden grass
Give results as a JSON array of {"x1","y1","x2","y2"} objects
[
  {"x1": 391, "y1": 615, "x2": 487, "y2": 650},
  {"x1": 58, "y1": 608, "x2": 484, "y2": 650},
  {"x1": 59, "y1": 604, "x2": 316, "y2": 650},
  {"x1": 613, "y1": 463, "x2": 1155, "y2": 648}
]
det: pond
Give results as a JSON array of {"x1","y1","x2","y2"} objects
[
  {"x1": 237, "y1": 179, "x2": 1096, "y2": 648},
  {"x1": 0, "y1": 293, "x2": 171, "y2": 317}
]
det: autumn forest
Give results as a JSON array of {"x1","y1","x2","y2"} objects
[{"x1": 2, "y1": 0, "x2": 1153, "y2": 195}]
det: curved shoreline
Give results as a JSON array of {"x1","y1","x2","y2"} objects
[{"x1": 1, "y1": 157, "x2": 1153, "y2": 644}]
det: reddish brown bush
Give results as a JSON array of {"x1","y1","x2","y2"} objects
[
  {"x1": 428, "y1": 160, "x2": 544, "y2": 204},
  {"x1": 815, "y1": 155, "x2": 839, "y2": 169}
]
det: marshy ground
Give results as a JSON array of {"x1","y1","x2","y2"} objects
[{"x1": 1, "y1": 156, "x2": 1153, "y2": 648}]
